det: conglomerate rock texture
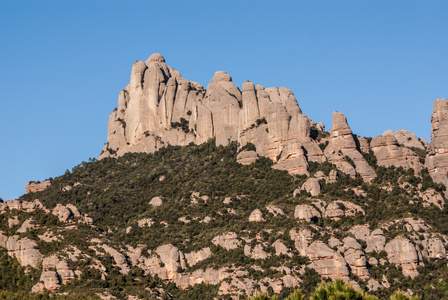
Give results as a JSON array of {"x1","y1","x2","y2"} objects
[
  {"x1": 99, "y1": 53, "x2": 448, "y2": 185},
  {"x1": 426, "y1": 98, "x2": 448, "y2": 192},
  {"x1": 99, "y1": 54, "x2": 325, "y2": 177}
]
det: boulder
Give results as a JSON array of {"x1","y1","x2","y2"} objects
[
  {"x1": 306, "y1": 241, "x2": 350, "y2": 279},
  {"x1": 52, "y1": 204, "x2": 72, "y2": 222},
  {"x1": 248, "y1": 209, "x2": 264, "y2": 222},
  {"x1": 149, "y1": 196, "x2": 163, "y2": 207},
  {"x1": 324, "y1": 202, "x2": 344, "y2": 220},
  {"x1": 40, "y1": 271, "x2": 60, "y2": 291},
  {"x1": 290, "y1": 229, "x2": 313, "y2": 256},
  {"x1": 367, "y1": 279, "x2": 382, "y2": 291},
  {"x1": 137, "y1": 218, "x2": 154, "y2": 227},
  {"x1": 66, "y1": 204, "x2": 81, "y2": 218},
  {"x1": 300, "y1": 178, "x2": 321, "y2": 196},
  {"x1": 294, "y1": 204, "x2": 320, "y2": 222},
  {"x1": 100, "y1": 245, "x2": 130, "y2": 275},
  {"x1": 366, "y1": 229, "x2": 386, "y2": 253},
  {"x1": 272, "y1": 240, "x2": 292, "y2": 257},
  {"x1": 6, "y1": 236, "x2": 42, "y2": 268},
  {"x1": 344, "y1": 248, "x2": 369, "y2": 278},
  {"x1": 17, "y1": 218, "x2": 35, "y2": 233},
  {"x1": 155, "y1": 244, "x2": 186, "y2": 280},
  {"x1": 385, "y1": 236, "x2": 419, "y2": 278}
]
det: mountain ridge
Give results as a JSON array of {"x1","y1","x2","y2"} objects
[
  {"x1": 99, "y1": 53, "x2": 448, "y2": 189},
  {"x1": 1, "y1": 53, "x2": 448, "y2": 299}
]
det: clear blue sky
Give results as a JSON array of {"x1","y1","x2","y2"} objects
[{"x1": 1, "y1": 1, "x2": 447, "y2": 200}]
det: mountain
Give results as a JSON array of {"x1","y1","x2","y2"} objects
[{"x1": 0, "y1": 54, "x2": 447, "y2": 300}]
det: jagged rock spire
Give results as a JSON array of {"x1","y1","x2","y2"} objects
[{"x1": 426, "y1": 98, "x2": 448, "y2": 189}]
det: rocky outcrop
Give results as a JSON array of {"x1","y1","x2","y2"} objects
[
  {"x1": 426, "y1": 98, "x2": 448, "y2": 191},
  {"x1": 350, "y1": 226, "x2": 386, "y2": 253},
  {"x1": 266, "y1": 205, "x2": 284, "y2": 216},
  {"x1": 299, "y1": 178, "x2": 321, "y2": 196},
  {"x1": 237, "y1": 150, "x2": 259, "y2": 165},
  {"x1": 324, "y1": 202, "x2": 344, "y2": 220},
  {"x1": 41, "y1": 255, "x2": 75, "y2": 286},
  {"x1": 185, "y1": 247, "x2": 212, "y2": 267},
  {"x1": 52, "y1": 204, "x2": 72, "y2": 222},
  {"x1": 137, "y1": 218, "x2": 154, "y2": 227},
  {"x1": 384, "y1": 130, "x2": 425, "y2": 150},
  {"x1": 155, "y1": 244, "x2": 186, "y2": 280},
  {"x1": 344, "y1": 248, "x2": 368, "y2": 278},
  {"x1": 248, "y1": 209, "x2": 264, "y2": 222},
  {"x1": 324, "y1": 112, "x2": 376, "y2": 182},
  {"x1": 426, "y1": 238, "x2": 447, "y2": 259},
  {"x1": 149, "y1": 196, "x2": 163, "y2": 207},
  {"x1": 17, "y1": 218, "x2": 35, "y2": 233},
  {"x1": 419, "y1": 189, "x2": 445, "y2": 209},
  {"x1": 6, "y1": 236, "x2": 43, "y2": 268},
  {"x1": 101, "y1": 245, "x2": 130, "y2": 274},
  {"x1": 306, "y1": 241, "x2": 349, "y2": 279},
  {"x1": 294, "y1": 204, "x2": 320, "y2": 222},
  {"x1": 371, "y1": 134, "x2": 423, "y2": 171},
  {"x1": 244, "y1": 244, "x2": 270, "y2": 259},
  {"x1": 385, "y1": 236, "x2": 419, "y2": 278},
  {"x1": 212, "y1": 232, "x2": 241, "y2": 250},
  {"x1": 26, "y1": 180, "x2": 51, "y2": 193},
  {"x1": 272, "y1": 240, "x2": 292, "y2": 257},
  {"x1": 99, "y1": 53, "x2": 328, "y2": 175}
]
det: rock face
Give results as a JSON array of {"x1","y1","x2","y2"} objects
[
  {"x1": 294, "y1": 204, "x2": 320, "y2": 222},
  {"x1": 300, "y1": 178, "x2": 321, "y2": 196},
  {"x1": 52, "y1": 204, "x2": 72, "y2": 222},
  {"x1": 26, "y1": 180, "x2": 51, "y2": 193},
  {"x1": 212, "y1": 232, "x2": 241, "y2": 250},
  {"x1": 324, "y1": 112, "x2": 376, "y2": 182},
  {"x1": 371, "y1": 134, "x2": 423, "y2": 171},
  {"x1": 185, "y1": 247, "x2": 212, "y2": 267},
  {"x1": 426, "y1": 98, "x2": 448, "y2": 190},
  {"x1": 385, "y1": 129, "x2": 425, "y2": 150},
  {"x1": 306, "y1": 241, "x2": 349, "y2": 279},
  {"x1": 156, "y1": 244, "x2": 186, "y2": 280},
  {"x1": 99, "y1": 53, "x2": 327, "y2": 176},
  {"x1": 6, "y1": 236, "x2": 43, "y2": 268},
  {"x1": 385, "y1": 236, "x2": 419, "y2": 278}
]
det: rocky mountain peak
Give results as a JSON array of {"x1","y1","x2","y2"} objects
[
  {"x1": 145, "y1": 52, "x2": 166, "y2": 64},
  {"x1": 99, "y1": 53, "x2": 447, "y2": 186},
  {"x1": 330, "y1": 111, "x2": 352, "y2": 137},
  {"x1": 211, "y1": 71, "x2": 233, "y2": 82}
]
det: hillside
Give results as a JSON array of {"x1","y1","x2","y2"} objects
[
  {"x1": 1, "y1": 54, "x2": 447, "y2": 299},
  {"x1": 0, "y1": 139, "x2": 446, "y2": 299}
]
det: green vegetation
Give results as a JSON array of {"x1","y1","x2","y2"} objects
[
  {"x1": 247, "y1": 280, "x2": 423, "y2": 300},
  {"x1": 171, "y1": 117, "x2": 190, "y2": 133},
  {"x1": 6, "y1": 139, "x2": 447, "y2": 299}
]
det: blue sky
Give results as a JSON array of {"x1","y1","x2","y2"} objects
[{"x1": 1, "y1": 0, "x2": 447, "y2": 200}]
